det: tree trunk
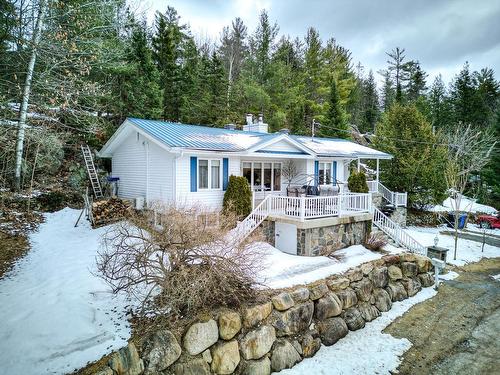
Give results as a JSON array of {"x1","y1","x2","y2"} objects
[{"x1": 14, "y1": 0, "x2": 47, "y2": 191}]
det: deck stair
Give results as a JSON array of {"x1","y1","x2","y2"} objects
[
  {"x1": 372, "y1": 207, "x2": 426, "y2": 255},
  {"x1": 233, "y1": 195, "x2": 271, "y2": 242},
  {"x1": 81, "y1": 144, "x2": 103, "y2": 199}
]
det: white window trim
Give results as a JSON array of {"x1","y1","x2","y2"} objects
[
  {"x1": 197, "y1": 158, "x2": 222, "y2": 191},
  {"x1": 318, "y1": 162, "x2": 333, "y2": 186},
  {"x1": 241, "y1": 161, "x2": 282, "y2": 192}
]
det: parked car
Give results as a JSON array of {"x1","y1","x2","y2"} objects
[{"x1": 477, "y1": 213, "x2": 500, "y2": 229}]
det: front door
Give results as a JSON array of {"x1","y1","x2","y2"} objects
[{"x1": 275, "y1": 222, "x2": 297, "y2": 255}]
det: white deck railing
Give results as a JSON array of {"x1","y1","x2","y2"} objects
[{"x1": 367, "y1": 181, "x2": 407, "y2": 207}]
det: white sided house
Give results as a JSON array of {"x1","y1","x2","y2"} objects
[{"x1": 99, "y1": 116, "x2": 426, "y2": 256}]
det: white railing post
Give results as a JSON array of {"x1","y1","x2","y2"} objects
[
  {"x1": 338, "y1": 194, "x2": 343, "y2": 217},
  {"x1": 299, "y1": 196, "x2": 305, "y2": 221}
]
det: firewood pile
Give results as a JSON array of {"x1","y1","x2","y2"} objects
[{"x1": 91, "y1": 198, "x2": 132, "y2": 227}]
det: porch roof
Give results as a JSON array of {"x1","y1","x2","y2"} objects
[{"x1": 99, "y1": 118, "x2": 392, "y2": 160}]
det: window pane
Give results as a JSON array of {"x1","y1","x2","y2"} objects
[
  {"x1": 211, "y1": 160, "x2": 220, "y2": 189},
  {"x1": 242, "y1": 162, "x2": 252, "y2": 186},
  {"x1": 325, "y1": 163, "x2": 332, "y2": 185},
  {"x1": 273, "y1": 163, "x2": 281, "y2": 191},
  {"x1": 263, "y1": 163, "x2": 272, "y2": 190},
  {"x1": 253, "y1": 162, "x2": 262, "y2": 190},
  {"x1": 318, "y1": 163, "x2": 325, "y2": 185},
  {"x1": 199, "y1": 160, "x2": 208, "y2": 189}
]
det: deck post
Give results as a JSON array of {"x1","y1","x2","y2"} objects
[
  {"x1": 299, "y1": 196, "x2": 305, "y2": 221},
  {"x1": 357, "y1": 158, "x2": 361, "y2": 172},
  {"x1": 376, "y1": 158, "x2": 379, "y2": 182},
  {"x1": 252, "y1": 190, "x2": 255, "y2": 210}
]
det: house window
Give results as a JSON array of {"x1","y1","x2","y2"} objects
[
  {"x1": 198, "y1": 159, "x2": 221, "y2": 190},
  {"x1": 318, "y1": 162, "x2": 332, "y2": 185},
  {"x1": 241, "y1": 161, "x2": 282, "y2": 191},
  {"x1": 211, "y1": 160, "x2": 220, "y2": 189}
]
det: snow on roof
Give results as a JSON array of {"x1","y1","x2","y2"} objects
[
  {"x1": 431, "y1": 196, "x2": 497, "y2": 215},
  {"x1": 292, "y1": 135, "x2": 392, "y2": 159},
  {"x1": 103, "y1": 118, "x2": 391, "y2": 159}
]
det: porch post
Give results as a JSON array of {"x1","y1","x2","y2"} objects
[{"x1": 300, "y1": 196, "x2": 305, "y2": 222}]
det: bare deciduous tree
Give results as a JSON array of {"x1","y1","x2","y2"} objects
[
  {"x1": 96, "y1": 204, "x2": 263, "y2": 317},
  {"x1": 443, "y1": 124, "x2": 496, "y2": 260}
]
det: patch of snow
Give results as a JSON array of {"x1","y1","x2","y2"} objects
[
  {"x1": 254, "y1": 243, "x2": 382, "y2": 289},
  {"x1": 491, "y1": 274, "x2": 500, "y2": 281},
  {"x1": 405, "y1": 226, "x2": 500, "y2": 267},
  {"x1": 466, "y1": 223, "x2": 499, "y2": 236},
  {"x1": 0, "y1": 208, "x2": 133, "y2": 375},
  {"x1": 281, "y1": 286, "x2": 437, "y2": 375},
  {"x1": 430, "y1": 196, "x2": 497, "y2": 215},
  {"x1": 439, "y1": 271, "x2": 459, "y2": 280},
  {"x1": 293, "y1": 135, "x2": 389, "y2": 158}
]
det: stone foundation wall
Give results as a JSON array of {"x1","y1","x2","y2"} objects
[
  {"x1": 94, "y1": 253, "x2": 434, "y2": 375},
  {"x1": 391, "y1": 207, "x2": 407, "y2": 227},
  {"x1": 261, "y1": 220, "x2": 275, "y2": 247},
  {"x1": 297, "y1": 219, "x2": 371, "y2": 256}
]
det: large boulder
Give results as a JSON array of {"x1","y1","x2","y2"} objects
[
  {"x1": 415, "y1": 255, "x2": 432, "y2": 273},
  {"x1": 219, "y1": 311, "x2": 241, "y2": 340},
  {"x1": 358, "y1": 302, "x2": 380, "y2": 322},
  {"x1": 309, "y1": 282, "x2": 329, "y2": 300},
  {"x1": 290, "y1": 287, "x2": 310, "y2": 303},
  {"x1": 142, "y1": 330, "x2": 182, "y2": 374},
  {"x1": 272, "y1": 301, "x2": 314, "y2": 336},
  {"x1": 337, "y1": 288, "x2": 358, "y2": 309},
  {"x1": 343, "y1": 307, "x2": 365, "y2": 331},
  {"x1": 388, "y1": 265, "x2": 403, "y2": 280},
  {"x1": 173, "y1": 358, "x2": 210, "y2": 375},
  {"x1": 211, "y1": 340, "x2": 240, "y2": 374},
  {"x1": 385, "y1": 281, "x2": 408, "y2": 302},
  {"x1": 360, "y1": 262, "x2": 374, "y2": 276},
  {"x1": 418, "y1": 273, "x2": 434, "y2": 287},
  {"x1": 270, "y1": 339, "x2": 302, "y2": 372},
  {"x1": 108, "y1": 343, "x2": 144, "y2": 375},
  {"x1": 183, "y1": 319, "x2": 219, "y2": 356},
  {"x1": 401, "y1": 278, "x2": 422, "y2": 297},
  {"x1": 317, "y1": 317, "x2": 348, "y2": 346},
  {"x1": 240, "y1": 325, "x2": 276, "y2": 360},
  {"x1": 314, "y1": 292, "x2": 342, "y2": 320},
  {"x1": 241, "y1": 357, "x2": 271, "y2": 375},
  {"x1": 369, "y1": 267, "x2": 388, "y2": 288},
  {"x1": 351, "y1": 278, "x2": 373, "y2": 302},
  {"x1": 243, "y1": 302, "x2": 273, "y2": 328},
  {"x1": 372, "y1": 288, "x2": 392, "y2": 312},
  {"x1": 401, "y1": 262, "x2": 418, "y2": 278},
  {"x1": 272, "y1": 292, "x2": 295, "y2": 311},
  {"x1": 300, "y1": 334, "x2": 321, "y2": 358},
  {"x1": 382, "y1": 254, "x2": 400, "y2": 265},
  {"x1": 346, "y1": 267, "x2": 364, "y2": 282},
  {"x1": 326, "y1": 277, "x2": 350, "y2": 291}
]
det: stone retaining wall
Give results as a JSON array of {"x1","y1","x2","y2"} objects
[{"x1": 95, "y1": 253, "x2": 434, "y2": 375}]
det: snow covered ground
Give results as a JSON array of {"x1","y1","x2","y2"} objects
[
  {"x1": 255, "y1": 243, "x2": 383, "y2": 289},
  {"x1": 405, "y1": 225, "x2": 500, "y2": 267},
  {"x1": 0, "y1": 208, "x2": 132, "y2": 375},
  {"x1": 431, "y1": 196, "x2": 497, "y2": 215},
  {"x1": 281, "y1": 286, "x2": 438, "y2": 375}
]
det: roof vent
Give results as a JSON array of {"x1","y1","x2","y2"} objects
[
  {"x1": 224, "y1": 123, "x2": 236, "y2": 130},
  {"x1": 279, "y1": 128, "x2": 290, "y2": 134}
]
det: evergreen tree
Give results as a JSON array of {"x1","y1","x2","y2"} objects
[
  {"x1": 386, "y1": 47, "x2": 409, "y2": 102},
  {"x1": 373, "y1": 104, "x2": 448, "y2": 207},
  {"x1": 406, "y1": 60, "x2": 427, "y2": 102},
  {"x1": 360, "y1": 70, "x2": 380, "y2": 133},
  {"x1": 249, "y1": 10, "x2": 278, "y2": 86},
  {"x1": 152, "y1": 7, "x2": 185, "y2": 121},
  {"x1": 321, "y1": 79, "x2": 348, "y2": 138},
  {"x1": 473, "y1": 68, "x2": 499, "y2": 128},
  {"x1": 429, "y1": 74, "x2": 452, "y2": 130},
  {"x1": 479, "y1": 109, "x2": 500, "y2": 208},
  {"x1": 449, "y1": 62, "x2": 477, "y2": 126},
  {"x1": 379, "y1": 69, "x2": 395, "y2": 111}
]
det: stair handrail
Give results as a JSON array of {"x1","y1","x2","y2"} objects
[
  {"x1": 232, "y1": 195, "x2": 271, "y2": 242},
  {"x1": 372, "y1": 207, "x2": 426, "y2": 255}
]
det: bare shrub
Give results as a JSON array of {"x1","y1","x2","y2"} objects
[
  {"x1": 96, "y1": 204, "x2": 263, "y2": 318},
  {"x1": 364, "y1": 232, "x2": 388, "y2": 252}
]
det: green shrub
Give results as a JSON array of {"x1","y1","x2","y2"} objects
[
  {"x1": 348, "y1": 170, "x2": 369, "y2": 193},
  {"x1": 223, "y1": 175, "x2": 252, "y2": 217}
]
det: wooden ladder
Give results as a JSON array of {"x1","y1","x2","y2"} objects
[{"x1": 81, "y1": 144, "x2": 103, "y2": 199}]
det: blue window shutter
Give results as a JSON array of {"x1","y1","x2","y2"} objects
[
  {"x1": 190, "y1": 156, "x2": 197, "y2": 192},
  {"x1": 222, "y1": 158, "x2": 229, "y2": 190},
  {"x1": 314, "y1": 161, "x2": 319, "y2": 186},
  {"x1": 332, "y1": 161, "x2": 337, "y2": 184}
]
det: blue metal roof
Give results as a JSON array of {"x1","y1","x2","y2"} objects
[
  {"x1": 119, "y1": 118, "x2": 391, "y2": 159},
  {"x1": 128, "y1": 118, "x2": 276, "y2": 152}
]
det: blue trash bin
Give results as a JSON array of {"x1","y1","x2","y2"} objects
[{"x1": 447, "y1": 212, "x2": 467, "y2": 229}]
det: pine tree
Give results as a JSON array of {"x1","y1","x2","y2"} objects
[
  {"x1": 406, "y1": 60, "x2": 427, "y2": 102},
  {"x1": 429, "y1": 74, "x2": 452, "y2": 130},
  {"x1": 360, "y1": 70, "x2": 380, "y2": 133},
  {"x1": 152, "y1": 7, "x2": 185, "y2": 121},
  {"x1": 249, "y1": 10, "x2": 278, "y2": 86},
  {"x1": 379, "y1": 69, "x2": 395, "y2": 111},
  {"x1": 449, "y1": 62, "x2": 477, "y2": 126},
  {"x1": 386, "y1": 47, "x2": 409, "y2": 102},
  {"x1": 322, "y1": 79, "x2": 348, "y2": 138},
  {"x1": 473, "y1": 68, "x2": 499, "y2": 128}
]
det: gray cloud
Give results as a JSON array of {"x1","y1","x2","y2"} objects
[{"x1": 143, "y1": 0, "x2": 500, "y2": 83}]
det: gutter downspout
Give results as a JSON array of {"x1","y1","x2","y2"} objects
[
  {"x1": 172, "y1": 150, "x2": 184, "y2": 204},
  {"x1": 143, "y1": 141, "x2": 150, "y2": 207}
]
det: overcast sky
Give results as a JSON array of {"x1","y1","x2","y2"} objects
[{"x1": 135, "y1": 0, "x2": 500, "y2": 85}]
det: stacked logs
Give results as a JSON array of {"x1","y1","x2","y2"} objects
[{"x1": 91, "y1": 198, "x2": 131, "y2": 227}]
